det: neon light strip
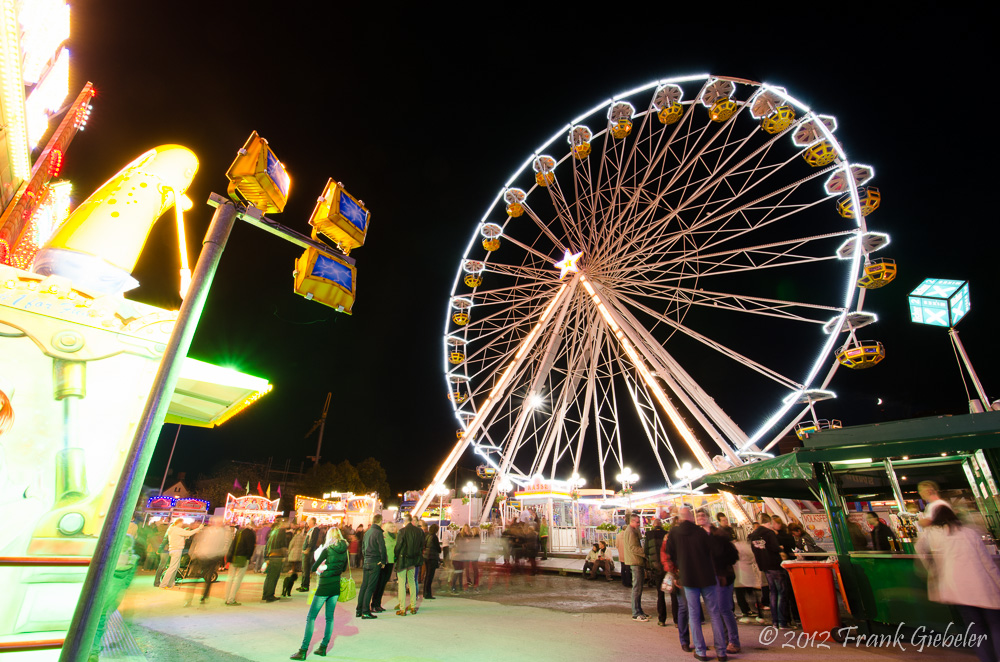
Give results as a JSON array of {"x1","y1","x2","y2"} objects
[{"x1": 1, "y1": 0, "x2": 31, "y2": 179}]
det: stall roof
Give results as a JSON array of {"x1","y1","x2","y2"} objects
[
  {"x1": 705, "y1": 452, "x2": 818, "y2": 500},
  {"x1": 705, "y1": 412, "x2": 1000, "y2": 498},
  {"x1": 164, "y1": 357, "x2": 272, "y2": 428}
]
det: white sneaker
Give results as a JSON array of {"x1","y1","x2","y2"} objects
[{"x1": 632, "y1": 614, "x2": 649, "y2": 622}]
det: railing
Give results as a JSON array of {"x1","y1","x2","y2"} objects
[
  {"x1": 0, "y1": 556, "x2": 91, "y2": 567},
  {"x1": 0, "y1": 639, "x2": 65, "y2": 652}
]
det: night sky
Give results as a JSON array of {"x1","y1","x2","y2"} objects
[{"x1": 60, "y1": 4, "x2": 996, "y2": 498}]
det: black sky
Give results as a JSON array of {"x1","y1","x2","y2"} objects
[{"x1": 61, "y1": 3, "x2": 997, "y2": 496}]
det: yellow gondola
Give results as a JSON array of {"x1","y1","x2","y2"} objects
[
  {"x1": 836, "y1": 341, "x2": 885, "y2": 369},
  {"x1": 837, "y1": 186, "x2": 881, "y2": 219},
  {"x1": 803, "y1": 141, "x2": 837, "y2": 167},
  {"x1": 710, "y1": 98, "x2": 737, "y2": 122},
  {"x1": 761, "y1": 105, "x2": 796, "y2": 134},
  {"x1": 611, "y1": 118, "x2": 633, "y2": 139},
  {"x1": 658, "y1": 103, "x2": 683, "y2": 125},
  {"x1": 857, "y1": 257, "x2": 897, "y2": 289}
]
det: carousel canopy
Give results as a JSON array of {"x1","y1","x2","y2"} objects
[{"x1": 165, "y1": 357, "x2": 272, "y2": 428}]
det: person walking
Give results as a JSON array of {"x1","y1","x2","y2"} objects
[
  {"x1": 298, "y1": 517, "x2": 322, "y2": 592},
  {"x1": 372, "y1": 521, "x2": 396, "y2": 612},
  {"x1": 152, "y1": 527, "x2": 170, "y2": 587},
  {"x1": 289, "y1": 528, "x2": 349, "y2": 660},
  {"x1": 226, "y1": 522, "x2": 256, "y2": 605},
  {"x1": 160, "y1": 519, "x2": 201, "y2": 588},
  {"x1": 422, "y1": 523, "x2": 442, "y2": 599},
  {"x1": 394, "y1": 513, "x2": 424, "y2": 615},
  {"x1": 187, "y1": 517, "x2": 229, "y2": 604},
  {"x1": 262, "y1": 519, "x2": 289, "y2": 602},
  {"x1": 287, "y1": 526, "x2": 305, "y2": 572},
  {"x1": 916, "y1": 503, "x2": 1000, "y2": 662},
  {"x1": 616, "y1": 524, "x2": 633, "y2": 588},
  {"x1": 356, "y1": 514, "x2": 386, "y2": 619},
  {"x1": 251, "y1": 523, "x2": 270, "y2": 572},
  {"x1": 622, "y1": 513, "x2": 648, "y2": 621},
  {"x1": 665, "y1": 506, "x2": 728, "y2": 662}
]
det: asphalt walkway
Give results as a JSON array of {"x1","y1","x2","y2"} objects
[{"x1": 115, "y1": 568, "x2": 978, "y2": 662}]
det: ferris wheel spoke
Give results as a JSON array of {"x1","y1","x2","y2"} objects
[
  {"x1": 623, "y1": 151, "x2": 836, "y2": 262},
  {"x1": 519, "y1": 202, "x2": 568, "y2": 255},
  {"x1": 615, "y1": 230, "x2": 854, "y2": 283},
  {"x1": 608, "y1": 283, "x2": 842, "y2": 325},
  {"x1": 613, "y1": 290, "x2": 804, "y2": 392}
]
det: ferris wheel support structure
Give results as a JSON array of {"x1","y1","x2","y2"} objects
[{"x1": 412, "y1": 280, "x2": 577, "y2": 519}]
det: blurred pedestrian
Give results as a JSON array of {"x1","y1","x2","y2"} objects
[
  {"x1": 187, "y1": 516, "x2": 229, "y2": 604},
  {"x1": 251, "y1": 523, "x2": 271, "y2": 572},
  {"x1": 299, "y1": 517, "x2": 322, "y2": 591},
  {"x1": 262, "y1": 519, "x2": 289, "y2": 602},
  {"x1": 161, "y1": 518, "x2": 201, "y2": 588},
  {"x1": 226, "y1": 521, "x2": 255, "y2": 606},
  {"x1": 622, "y1": 513, "x2": 647, "y2": 621},
  {"x1": 288, "y1": 526, "x2": 304, "y2": 573},
  {"x1": 289, "y1": 528, "x2": 349, "y2": 660},
  {"x1": 866, "y1": 512, "x2": 898, "y2": 552},
  {"x1": 394, "y1": 513, "x2": 424, "y2": 615},
  {"x1": 709, "y1": 522, "x2": 741, "y2": 655},
  {"x1": 645, "y1": 518, "x2": 667, "y2": 626},
  {"x1": 734, "y1": 531, "x2": 764, "y2": 624},
  {"x1": 748, "y1": 513, "x2": 786, "y2": 629},
  {"x1": 422, "y1": 523, "x2": 442, "y2": 599},
  {"x1": 917, "y1": 503, "x2": 1000, "y2": 662},
  {"x1": 665, "y1": 506, "x2": 726, "y2": 662}
]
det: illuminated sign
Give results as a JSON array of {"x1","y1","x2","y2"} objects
[{"x1": 908, "y1": 278, "x2": 971, "y2": 327}]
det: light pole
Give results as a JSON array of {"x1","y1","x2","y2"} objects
[
  {"x1": 497, "y1": 478, "x2": 513, "y2": 530},
  {"x1": 463, "y1": 481, "x2": 476, "y2": 525},
  {"x1": 570, "y1": 472, "x2": 585, "y2": 551},
  {"x1": 616, "y1": 467, "x2": 639, "y2": 513},
  {"x1": 436, "y1": 484, "x2": 449, "y2": 537}
]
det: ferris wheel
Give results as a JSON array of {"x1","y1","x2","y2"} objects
[{"x1": 414, "y1": 74, "x2": 891, "y2": 519}]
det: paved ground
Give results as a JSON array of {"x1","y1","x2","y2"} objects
[{"x1": 115, "y1": 566, "x2": 979, "y2": 662}]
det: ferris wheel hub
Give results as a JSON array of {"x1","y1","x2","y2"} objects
[{"x1": 554, "y1": 249, "x2": 583, "y2": 279}]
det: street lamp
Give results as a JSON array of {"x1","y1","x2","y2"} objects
[
  {"x1": 463, "y1": 481, "x2": 477, "y2": 525},
  {"x1": 616, "y1": 467, "x2": 639, "y2": 511},
  {"x1": 676, "y1": 462, "x2": 704, "y2": 490}
]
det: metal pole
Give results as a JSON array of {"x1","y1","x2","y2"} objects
[
  {"x1": 950, "y1": 328, "x2": 991, "y2": 410},
  {"x1": 159, "y1": 424, "x2": 182, "y2": 495},
  {"x1": 313, "y1": 392, "x2": 330, "y2": 467},
  {"x1": 60, "y1": 200, "x2": 238, "y2": 662}
]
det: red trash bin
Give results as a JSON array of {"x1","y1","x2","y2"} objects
[{"x1": 781, "y1": 560, "x2": 841, "y2": 635}]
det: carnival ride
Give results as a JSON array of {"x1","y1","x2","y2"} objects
[{"x1": 415, "y1": 74, "x2": 894, "y2": 521}]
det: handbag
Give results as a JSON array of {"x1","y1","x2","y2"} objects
[{"x1": 339, "y1": 575, "x2": 358, "y2": 601}]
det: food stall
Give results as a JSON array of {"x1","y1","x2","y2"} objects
[
  {"x1": 294, "y1": 493, "x2": 378, "y2": 529},
  {"x1": 222, "y1": 494, "x2": 280, "y2": 528},
  {"x1": 705, "y1": 411, "x2": 1000, "y2": 634},
  {"x1": 143, "y1": 496, "x2": 212, "y2": 524}
]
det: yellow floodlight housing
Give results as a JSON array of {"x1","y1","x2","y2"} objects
[
  {"x1": 225, "y1": 131, "x2": 290, "y2": 213},
  {"x1": 308, "y1": 178, "x2": 370, "y2": 254},
  {"x1": 293, "y1": 246, "x2": 356, "y2": 314}
]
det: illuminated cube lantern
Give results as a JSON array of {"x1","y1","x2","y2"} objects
[
  {"x1": 908, "y1": 278, "x2": 971, "y2": 327},
  {"x1": 293, "y1": 247, "x2": 356, "y2": 314},
  {"x1": 225, "y1": 131, "x2": 290, "y2": 213},
  {"x1": 309, "y1": 178, "x2": 370, "y2": 254}
]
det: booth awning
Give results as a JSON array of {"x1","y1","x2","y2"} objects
[
  {"x1": 705, "y1": 452, "x2": 819, "y2": 500},
  {"x1": 164, "y1": 357, "x2": 272, "y2": 428}
]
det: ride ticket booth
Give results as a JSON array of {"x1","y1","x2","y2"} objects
[{"x1": 705, "y1": 411, "x2": 1000, "y2": 635}]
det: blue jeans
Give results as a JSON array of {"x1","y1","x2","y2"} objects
[
  {"x1": 300, "y1": 594, "x2": 338, "y2": 649},
  {"x1": 717, "y1": 581, "x2": 740, "y2": 647},
  {"x1": 957, "y1": 605, "x2": 1000, "y2": 662},
  {"x1": 684, "y1": 584, "x2": 726, "y2": 657},
  {"x1": 675, "y1": 589, "x2": 690, "y2": 647},
  {"x1": 630, "y1": 565, "x2": 645, "y2": 616},
  {"x1": 764, "y1": 569, "x2": 787, "y2": 626}
]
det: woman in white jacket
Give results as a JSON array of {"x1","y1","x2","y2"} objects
[{"x1": 916, "y1": 504, "x2": 1000, "y2": 662}]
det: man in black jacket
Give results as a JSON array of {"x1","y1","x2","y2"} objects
[
  {"x1": 297, "y1": 517, "x2": 322, "y2": 592},
  {"x1": 664, "y1": 507, "x2": 727, "y2": 662},
  {"x1": 261, "y1": 519, "x2": 288, "y2": 603},
  {"x1": 866, "y1": 512, "x2": 898, "y2": 552},
  {"x1": 357, "y1": 514, "x2": 387, "y2": 619},
  {"x1": 644, "y1": 519, "x2": 668, "y2": 626},
  {"x1": 225, "y1": 523, "x2": 255, "y2": 605},
  {"x1": 394, "y1": 513, "x2": 424, "y2": 615},
  {"x1": 747, "y1": 513, "x2": 787, "y2": 628}
]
